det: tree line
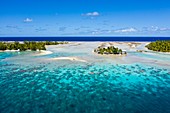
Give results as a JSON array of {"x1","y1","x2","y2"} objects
[
  {"x1": 146, "y1": 40, "x2": 170, "y2": 52},
  {"x1": 0, "y1": 41, "x2": 68, "y2": 51}
]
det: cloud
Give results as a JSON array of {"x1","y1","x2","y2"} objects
[
  {"x1": 72, "y1": 29, "x2": 112, "y2": 35},
  {"x1": 35, "y1": 27, "x2": 47, "y2": 32},
  {"x1": 159, "y1": 28, "x2": 170, "y2": 31},
  {"x1": 24, "y1": 18, "x2": 33, "y2": 23},
  {"x1": 5, "y1": 25, "x2": 22, "y2": 30},
  {"x1": 114, "y1": 27, "x2": 138, "y2": 33},
  {"x1": 74, "y1": 28, "x2": 80, "y2": 31},
  {"x1": 6, "y1": 25, "x2": 19, "y2": 29},
  {"x1": 58, "y1": 27, "x2": 67, "y2": 32},
  {"x1": 90, "y1": 29, "x2": 113, "y2": 35},
  {"x1": 142, "y1": 26, "x2": 170, "y2": 32},
  {"x1": 80, "y1": 26, "x2": 90, "y2": 29},
  {"x1": 82, "y1": 12, "x2": 100, "y2": 16}
]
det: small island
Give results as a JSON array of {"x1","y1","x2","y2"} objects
[
  {"x1": 94, "y1": 45, "x2": 127, "y2": 55},
  {"x1": 0, "y1": 41, "x2": 68, "y2": 51},
  {"x1": 146, "y1": 40, "x2": 170, "y2": 52}
]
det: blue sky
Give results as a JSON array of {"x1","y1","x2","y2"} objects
[{"x1": 0, "y1": 0, "x2": 170, "y2": 36}]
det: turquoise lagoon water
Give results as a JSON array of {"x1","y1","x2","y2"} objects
[{"x1": 0, "y1": 51, "x2": 170, "y2": 113}]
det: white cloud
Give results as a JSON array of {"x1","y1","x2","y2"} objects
[
  {"x1": 24, "y1": 18, "x2": 33, "y2": 22},
  {"x1": 159, "y1": 28, "x2": 170, "y2": 31},
  {"x1": 58, "y1": 27, "x2": 67, "y2": 32},
  {"x1": 82, "y1": 12, "x2": 100, "y2": 16},
  {"x1": 114, "y1": 28, "x2": 137, "y2": 33},
  {"x1": 142, "y1": 26, "x2": 170, "y2": 32}
]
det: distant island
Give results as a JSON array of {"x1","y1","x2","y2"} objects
[
  {"x1": 146, "y1": 40, "x2": 170, "y2": 52},
  {"x1": 94, "y1": 45, "x2": 127, "y2": 55},
  {"x1": 0, "y1": 41, "x2": 68, "y2": 51}
]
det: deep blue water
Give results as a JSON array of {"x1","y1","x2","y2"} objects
[{"x1": 0, "y1": 36, "x2": 170, "y2": 41}]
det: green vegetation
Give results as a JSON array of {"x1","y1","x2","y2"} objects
[
  {"x1": 43, "y1": 41, "x2": 68, "y2": 45},
  {"x1": 0, "y1": 41, "x2": 68, "y2": 51},
  {"x1": 94, "y1": 46, "x2": 126, "y2": 55},
  {"x1": 146, "y1": 40, "x2": 170, "y2": 52}
]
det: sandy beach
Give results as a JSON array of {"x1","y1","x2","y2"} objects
[
  {"x1": 50, "y1": 57, "x2": 87, "y2": 62},
  {"x1": 34, "y1": 50, "x2": 53, "y2": 56}
]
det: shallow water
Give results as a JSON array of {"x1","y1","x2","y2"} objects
[{"x1": 0, "y1": 48, "x2": 170, "y2": 113}]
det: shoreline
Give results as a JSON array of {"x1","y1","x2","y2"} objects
[
  {"x1": 1, "y1": 41, "x2": 170, "y2": 69},
  {"x1": 0, "y1": 50, "x2": 20, "y2": 52}
]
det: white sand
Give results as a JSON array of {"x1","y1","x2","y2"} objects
[
  {"x1": 34, "y1": 50, "x2": 53, "y2": 56},
  {"x1": 50, "y1": 57, "x2": 87, "y2": 62},
  {"x1": 0, "y1": 50, "x2": 20, "y2": 52}
]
